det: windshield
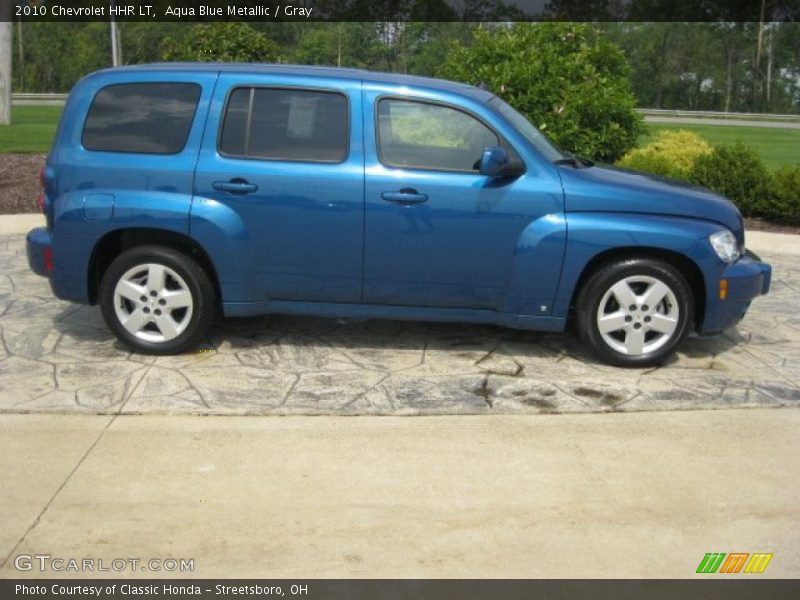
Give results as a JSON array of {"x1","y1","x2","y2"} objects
[{"x1": 489, "y1": 96, "x2": 566, "y2": 162}]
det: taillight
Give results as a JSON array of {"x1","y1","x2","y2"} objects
[{"x1": 37, "y1": 193, "x2": 45, "y2": 212}]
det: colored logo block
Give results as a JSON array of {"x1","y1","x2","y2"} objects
[{"x1": 696, "y1": 553, "x2": 773, "y2": 574}]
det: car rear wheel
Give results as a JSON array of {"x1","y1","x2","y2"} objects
[
  {"x1": 99, "y1": 246, "x2": 216, "y2": 354},
  {"x1": 575, "y1": 258, "x2": 693, "y2": 367}
]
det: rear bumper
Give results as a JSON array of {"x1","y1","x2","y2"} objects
[
  {"x1": 26, "y1": 227, "x2": 53, "y2": 278},
  {"x1": 701, "y1": 250, "x2": 771, "y2": 334}
]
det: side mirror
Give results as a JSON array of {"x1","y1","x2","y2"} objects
[
  {"x1": 479, "y1": 146, "x2": 523, "y2": 178},
  {"x1": 479, "y1": 146, "x2": 509, "y2": 177}
]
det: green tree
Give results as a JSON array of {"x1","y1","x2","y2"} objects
[
  {"x1": 120, "y1": 23, "x2": 184, "y2": 67},
  {"x1": 603, "y1": 22, "x2": 800, "y2": 114},
  {"x1": 438, "y1": 23, "x2": 643, "y2": 162},
  {"x1": 163, "y1": 23, "x2": 281, "y2": 63},
  {"x1": 403, "y1": 23, "x2": 476, "y2": 77},
  {"x1": 292, "y1": 23, "x2": 382, "y2": 69}
]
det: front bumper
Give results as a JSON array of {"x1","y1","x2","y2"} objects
[
  {"x1": 26, "y1": 227, "x2": 53, "y2": 278},
  {"x1": 701, "y1": 250, "x2": 771, "y2": 334}
]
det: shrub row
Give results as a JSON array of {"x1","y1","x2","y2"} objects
[{"x1": 616, "y1": 130, "x2": 800, "y2": 226}]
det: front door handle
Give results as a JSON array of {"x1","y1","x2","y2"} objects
[
  {"x1": 381, "y1": 189, "x2": 428, "y2": 205},
  {"x1": 213, "y1": 179, "x2": 258, "y2": 195}
]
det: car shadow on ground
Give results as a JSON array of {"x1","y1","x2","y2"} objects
[{"x1": 50, "y1": 302, "x2": 741, "y2": 372}]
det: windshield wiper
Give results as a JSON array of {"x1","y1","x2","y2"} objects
[{"x1": 553, "y1": 151, "x2": 594, "y2": 168}]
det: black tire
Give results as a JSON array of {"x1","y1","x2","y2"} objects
[
  {"x1": 575, "y1": 258, "x2": 693, "y2": 367},
  {"x1": 99, "y1": 245, "x2": 216, "y2": 355}
]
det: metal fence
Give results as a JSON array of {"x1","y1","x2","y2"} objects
[
  {"x1": 636, "y1": 108, "x2": 800, "y2": 123},
  {"x1": 12, "y1": 93, "x2": 69, "y2": 106}
]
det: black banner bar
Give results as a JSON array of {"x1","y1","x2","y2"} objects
[
  {"x1": 5, "y1": 0, "x2": 800, "y2": 23},
  {"x1": 3, "y1": 580, "x2": 800, "y2": 600}
]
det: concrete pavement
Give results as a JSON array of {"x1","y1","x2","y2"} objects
[
  {"x1": 0, "y1": 213, "x2": 44, "y2": 235},
  {"x1": 746, "y1": 230, "x2": 800, "y2": 255},
  {"x1": 1, "y1": 410, "x2": 798, "y2": 579}
]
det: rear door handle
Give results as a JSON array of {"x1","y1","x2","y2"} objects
[
  {"x1": 381, "y1": 189, "x2": 428, "y2": 205},
  {"x1": 213, "y1": 179, "x2": 258, "y2": 195}
]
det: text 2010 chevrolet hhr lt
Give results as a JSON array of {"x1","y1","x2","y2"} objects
[{"x1": 26, "y1": 64, "x2": 771, "y2": 366}]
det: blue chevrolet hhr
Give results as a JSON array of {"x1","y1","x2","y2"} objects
[{"x1": 26, "y1": 64, "x2": 771, "y2": 366}]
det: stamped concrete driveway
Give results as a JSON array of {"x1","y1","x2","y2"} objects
[{"x1": 1, "y1": 233, "x2": 798, "y2": 416}]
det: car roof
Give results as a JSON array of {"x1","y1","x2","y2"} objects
[{"x1": 101, "y1": 63, "x2": 495, "y2": 102}]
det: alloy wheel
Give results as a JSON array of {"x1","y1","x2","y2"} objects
[
  {"x1": 113, "y1": 263, "x2": 194, "y2": 343},
  {"x1": 595, "y1": 275, "x2": 679, "y2": 356}
]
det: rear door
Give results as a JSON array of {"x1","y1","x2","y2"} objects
[{"x1": 193, "y1": 73, "x2": 364, "y2": 303}]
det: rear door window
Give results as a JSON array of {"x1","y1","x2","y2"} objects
[
  {"x1": 219, "y1": 87, "x2": 349, "y2": 163},
  {"x1": 82, "y1": 83, "x2": 201, "y2": 154}
]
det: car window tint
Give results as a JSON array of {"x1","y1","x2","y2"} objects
[
  {"x1": 378, "y1": 100, "x2": 499, "y2": 172},
  {"x1": 219, "y1": 87, "x2": 251, "y2": 157},
  {"x1": 82, "y1": 83, "x2": 201, "y2": 154},
  {"x1": 220, "y1": 88, "x2": 348, "y2": 163}
]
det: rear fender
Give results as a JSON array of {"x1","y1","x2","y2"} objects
[
  {"x1": 51, "y1": 191, "x2": 191, "y2": 303},
  {"x1": 189, "y1": 197, "x2": 254, "y2": 303}
]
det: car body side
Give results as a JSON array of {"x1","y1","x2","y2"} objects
[{"x1": 26, "y1": 64, "x2": 771, "y2": 337}]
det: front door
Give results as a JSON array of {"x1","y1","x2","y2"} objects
[
  {"x1": 194, "y1": 74, "x2": 364, "y2": 303},
  {"x1": 363, "y1": 91, "x2": 558, "y2": 310}
]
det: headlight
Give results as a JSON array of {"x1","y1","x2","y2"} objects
[{"x1": 710, "y1": 230, "x2": 740, "y2": 263}]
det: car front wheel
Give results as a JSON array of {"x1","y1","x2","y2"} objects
[
  {"x1": 99, "y1": 245, "x2": 216, "y2": 354},
  {"x1": 575, "y1": 258, "x2": 693, "y2": 367}
]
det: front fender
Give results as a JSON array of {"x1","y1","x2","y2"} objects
[
  {"x1": 552, "y1": 212, "x2": 722, "y2": 319},
  {"x1": 504, "y1": 213, "x2": 567, "y2": 316}
]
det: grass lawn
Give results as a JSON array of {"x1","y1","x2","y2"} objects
[
  {"x1": 0, "y1": 106, "x2": 63, "y2": 153},
  {"x1": 644, "y1": 123, "x2": 800, "y2": 170}
]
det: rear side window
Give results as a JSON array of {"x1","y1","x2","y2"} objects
[
  {"x1": 220, "y1": 87, "x2": 348, "y2": 163},
  {"x1": 82, "y1": 83, "x2": 201, "y2": 154}
]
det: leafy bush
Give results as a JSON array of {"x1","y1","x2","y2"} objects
[
  {"x1": 764, "y1": 165, "x2": 800, "y2": 226},
  {"x1": 616, "y1": 152, "x2": 678, "y2": 179},
  {"x1": 438, "y1": 23, "x2": 643, "y2": 163},
  {"x1": 617, "y1": 130, "x2": 712, "y2": 180},
  {"x1": 688, "y1": 142, "x2": 772, "y2": 218}
]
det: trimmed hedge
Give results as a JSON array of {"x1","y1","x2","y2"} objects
[
  {"x1": 616, "y1": 136, "x2": 800, "y2": 226},
  {"x1": 688, "y1": 142, "x2": 771, "y2": 218},
  {"x1": 618, "y1": 130, "x2": 711, "y2": 180},
  {"x1": 765, "y1": 165, "x2": 800, "y2": 226}
]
